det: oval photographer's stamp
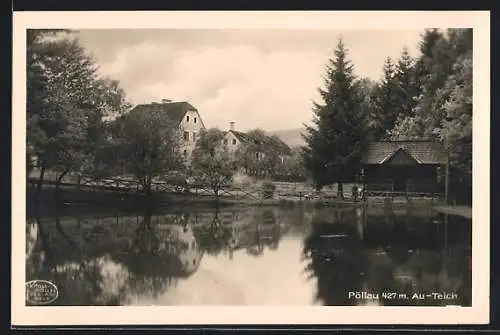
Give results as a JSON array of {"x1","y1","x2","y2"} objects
[{"x1": 25, "y1": 280, "x2": 59, "y2": 305}]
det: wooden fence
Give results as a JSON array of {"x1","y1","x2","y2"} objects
[{"x1": 28, "y1": 171, "x2": 443, "y2": 204}]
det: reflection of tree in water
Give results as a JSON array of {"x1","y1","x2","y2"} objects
[
  {"x1": 26, "y1": 215, "x2": 129, "y2": 305},
  {"x1": 26, "y1": 208, "x2": 204, "y2": 305},
  {"x1": 302, "y1": 211, "x2": 365, "y2": 306},
  {"x1": 112, "y1": 210, "x2": 204, "y2": 301},
  {"x1": 362, "y1": 212, "x2": 471, "y2": 306},
  {"x1": 194, "y1": 210, "x2": 235, "y2": 257},
  {"x1": 301, "y1": 208, "x2": 471, "y2": 307}
]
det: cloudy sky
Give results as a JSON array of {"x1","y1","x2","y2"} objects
[{"x1": 76, "y1": 29, "x2": 423, "y2": 132}]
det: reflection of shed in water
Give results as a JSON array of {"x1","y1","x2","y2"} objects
[
  {"x1": 365, "y1": 246, "x2": 469, "y2": 305},
  {"x1": 395, "y1": 247, "x2": 468, "y2": 293}
]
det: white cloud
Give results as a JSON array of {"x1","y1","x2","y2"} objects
[{"x1": 78, "y1": 29, "x2": 422, "y2": 131}]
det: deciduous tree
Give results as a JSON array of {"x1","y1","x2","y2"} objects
[
  {"x1": 234, "y1": 129, "x2": 288, "y2": 178},
  {"x1": 112, "y1": 109, "x2": 184, "y2": 198},
  {"x1": 26, "y1": 30, "x2": 130, "y2": 199},
  {"x1": 191, "y1": 128, "x2": 236, "y2": 198}
]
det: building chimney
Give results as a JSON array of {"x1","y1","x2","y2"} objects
[
  {"x1": 230, "y1": 122, "x2": 235, "y2": 131},
  {"x1": 162, "y1": 99, "x2": 172, "y2": 103}
]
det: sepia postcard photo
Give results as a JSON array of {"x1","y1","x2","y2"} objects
[{"x1": 12, "y1": 10, "x2": 490, "y2": 326}]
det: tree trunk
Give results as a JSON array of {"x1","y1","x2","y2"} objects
[
  {"x1": 337, "y1": 182, "x2": 344, "y2": 199},
  {"x1": 145, "y1": 178, "x2": 153, "y2": 203},
  {"x1": 54, "y1": 169, "x2": 70, "y2": 203},
  {"x1": 35, "y1": 165, "x2": 46, "y2": 204},
  {"x1": 54, "y1": 207, "x2": 75, "y2": 246},
  {"x1": 214, "y1": 186, "x2": 220, "y2": 205},
  {"x1": 35, "y1": 215, "x2": 53, "y2": 260},
  {"x1": 214, "y1": 198, "x2": 220, "y2": 217}
]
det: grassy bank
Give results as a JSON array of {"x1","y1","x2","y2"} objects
[{"x1": 27, "y1": 185, "x2": 450, "y2": 214}]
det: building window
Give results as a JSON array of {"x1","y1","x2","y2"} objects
[
  {"x1": 192, "y1": 132, "x2": 196, "y2": 142},
  {"x1": 183, "y1": 149, "x2": 188, "y2": 156},
  {"x1": 186, "y1": 115, "x2": 190, "y2": 122},
  {"x1": 224, "y1": 139, "x2": 228, "y2": 145},
  {"x1": 194, "y1": 117, "x2": 197, "y2": 124},
  {"x1": 183, "y1": 131, "x2": 189, "y2": 141},
  {"x1": 232, "y1": 139, "x2": 237, "y2": 145}
]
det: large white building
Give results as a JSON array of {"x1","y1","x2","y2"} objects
[{"x1": 128, "y1": 99, "x2": 206, "y2": 162}]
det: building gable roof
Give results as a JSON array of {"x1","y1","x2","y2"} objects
[
  {"x1": 364, "y1": 141, "x2": 446, "y2": 165},
  {"x1": 268, "y1": 136, "x2": 292, "y2": 156},
  {"x1": 129, "y1": 101, "x2": 198, "y2": 125},
  {"x1": 380, "y1": 147, "x2": 421, "y2": 165},
  {"x1": 228, "y1": 130, "x2": 252, "y2": 143},
  {"x1": 225, "y1": 130, "x2": 292, "y2": 155}
]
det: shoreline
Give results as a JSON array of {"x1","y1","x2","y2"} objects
[
  {"x1": 27, "y1": 187, "x2": 472, "y2": 219},
  {"x1": 432, "y1": 205, "x2": 472, "y2": 219}
]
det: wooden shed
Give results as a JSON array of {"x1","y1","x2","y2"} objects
[{"x1": 361, "y1": 141, "x2": 447, "y2": 196}]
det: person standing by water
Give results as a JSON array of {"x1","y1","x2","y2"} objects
[{"x1": 352, "y1": 185, "x2": 358, "y2": 202}]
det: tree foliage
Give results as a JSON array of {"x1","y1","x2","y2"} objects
[
  {"x1": 191, "y1": 128, "x2": 236, "y2": 197},
  {"x1": 27, "y1": 30, "x2": 130, "y2": 191},
  {"x1": 435, "y1": 50, "x2": 473, "y2": 184},
  {"x1": 371, "y1": 57, "x2": 400, "y2": 139},
  {"x1": 388, "y1": 29, "x2": 472, "y2": 186},
  {"x1": 234, "y1": 129, "x2": 289, "y2": 178},
  {"x1": 111, "y1": 109, "x2": 184, "y2": 195},
  {"x1": 370, "y1": 48, "x2": 420, "y2": 140},
  {"x1": 389, "y1": 28, "x2": 472, "y2": 142},
  {"x1": 272, "y1": 146, "x2": 307, "y2": 181}
]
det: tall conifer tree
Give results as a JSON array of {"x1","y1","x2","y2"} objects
[
  {"x1": 302, "y1": 39, "x2": 367, "y2": 198},
  {"x1": 372, "y1": 57, "x2": 400, "y2": 139},
  {"x1": 394, "y1": 47, "x2": 419, "y2": 118}
]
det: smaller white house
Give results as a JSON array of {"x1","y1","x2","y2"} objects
[
  {"x1": 222, "y1": 122, "x2": 292, "y2": 163},
  {"x1": 223, "y1": 122, "x2": 251, "y2": 155}
]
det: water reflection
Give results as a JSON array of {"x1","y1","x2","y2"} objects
[
  {"x1": 26, "y1": 205, "x2": 471, "y2": 306},
  {"x1": 301, "y1": 207, "x2": 471, "y2": 306}
]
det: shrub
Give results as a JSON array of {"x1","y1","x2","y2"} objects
[
  {"x1": 262, "y1": 181, "x2": 276, "y2": 199},
  {"x1": 231, "y1": 172, "x2": 255, "y2": 188}
]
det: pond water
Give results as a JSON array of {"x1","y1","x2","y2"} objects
[{"x1": 25, "y1": 205, "x2": 472, "y2": 306}]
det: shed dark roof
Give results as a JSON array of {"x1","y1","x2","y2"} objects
[
  {"x1": 364, "y1": 141, "x2": 446, "y2": 165},
  {"x1": 129, "y1": 101, "x2": 198, "y2": 125}
]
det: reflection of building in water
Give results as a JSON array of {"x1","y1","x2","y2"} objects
[
  {"x1": 226, "y1": 222, "x2": 282, "y2": 255},
  {"x1": 156, "y1": 222, "x2": 204, "y2": 275},
  {"x1": 25, "y1": 213, "x2": 207, "y2": 305},
  {"x1": 189, "y1": 209, "x2": 286, "y2": 259}
]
